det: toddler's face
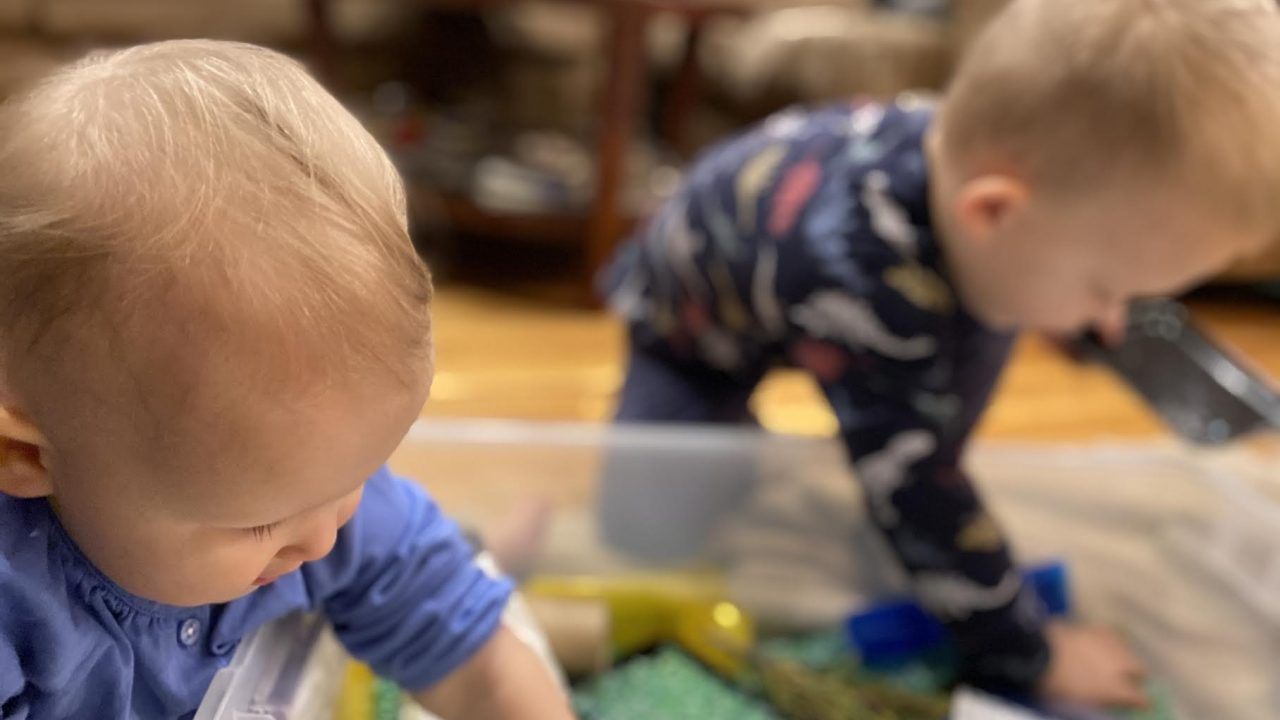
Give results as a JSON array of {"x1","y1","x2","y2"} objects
[
  {"x1": 36, "y1": 361, "x2": 432, "y2": 607},
  {"x1": 944, "y1": 186, "x2": 1269, "y2": 334}
]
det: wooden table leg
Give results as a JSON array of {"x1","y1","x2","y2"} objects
[
  {"x1": 305, "y1": 0, "x2": 337, "y2": 84},
  {"x1": 662, "y1": 17, "x2": 705, "y2": 158},
  {"x1": 585, "y1": 0, "x2": 650, "y2": 306}
]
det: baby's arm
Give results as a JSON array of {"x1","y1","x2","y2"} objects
[
  {"x1": 307, "y1": 468, "x2": 575, "y2": 719},
  {"x1": 413, "y1": 625, "x2": 573, "y2": 719}
]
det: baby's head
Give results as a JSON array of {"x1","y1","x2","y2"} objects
[
  {"x1": 0, "y1": 41, "x2": 433, "y2": 605},
  {"x1": 931, "y1": 0, "x2": 1280, "y2": 333}
]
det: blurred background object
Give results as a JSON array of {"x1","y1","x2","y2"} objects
[{"x1": 2, "y1": 0, "x2": 1280, "y2": 435}]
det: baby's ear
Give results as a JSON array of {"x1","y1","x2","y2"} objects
[
  {"x1": 953, "y1": 174, "x2": 1029, "y2": 246},
  {"x1": 0, "y1": 408, "x2": 51, "y2": 498}
]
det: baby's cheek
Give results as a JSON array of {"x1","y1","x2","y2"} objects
[
  {"x1": 208, "y1": 537, "x2": 281, "y2": 587},
  {"x1": 336, "y1": 486, "x2": 365, "y2": 528}
]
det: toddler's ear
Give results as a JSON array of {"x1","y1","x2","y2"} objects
[
  {"x1": 953, "y1": 174, "x2": 1028, "y2": 247},
  {"x1": 0, "y1": 407, "x2": 51, "y2": 498}
]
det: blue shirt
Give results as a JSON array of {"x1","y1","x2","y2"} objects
[
  {"x1": 604, "y1": 98, "x2": 1050, "y2": 692},
  {"x1": 0, "y1": 466, "x2": 513, "y2": 719}
]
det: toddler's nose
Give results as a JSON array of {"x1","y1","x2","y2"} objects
[{"x1": 1095, "y1": 302, "x2": 1129, "y2": 346}]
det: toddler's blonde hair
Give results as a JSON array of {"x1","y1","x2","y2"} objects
[
  {"x1": 0, "y1": 40, "x2": 430, "y2": 413},
  {"x1": 939, "y1": 0, "x2": 1280, "y2": 228}
]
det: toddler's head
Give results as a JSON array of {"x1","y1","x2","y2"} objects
[
  {"x1": 0, "y1": 40, "x2": 433, "y2": 606},
  {"x1": 931, "y1": 0, "x2": 1280, "y2": 332}
]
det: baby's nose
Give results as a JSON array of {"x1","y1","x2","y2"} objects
[{"x1": 281, "y1": 517, "x2": 339, "y2": 564}]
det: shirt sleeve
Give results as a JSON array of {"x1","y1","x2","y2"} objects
[
  {"x1": 0, "y1": 538, "x2": 73, "y2": 720},
  {"x1": 0, "y1": 550, "x2": 131, "y2": 720},
  {"x1": 0, "y1": 634, "x2": 23, "y2": 719},
  {"x1": 302, "y1": 467, "x2": 514, "y2": 692},
  {"x1": 817, "y1": 321, "x2": 1051, "y2": 693}
]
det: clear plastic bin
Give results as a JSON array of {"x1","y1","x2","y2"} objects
[
  {"x1": 199, "y1": 420, "x2": 1280, "y2": 720},
  {"x1": 192, "y1": 613, "x2": 350, "y2": 720}
]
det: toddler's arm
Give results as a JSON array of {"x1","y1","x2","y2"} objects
[{"x1": 802, "y1": 312, "x2": 1052, "y2": 694}]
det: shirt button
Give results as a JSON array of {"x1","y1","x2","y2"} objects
[{"x1": 178, "y1": 618, "x2": 202, "y2": 648}]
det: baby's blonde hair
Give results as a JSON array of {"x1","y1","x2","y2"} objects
[
  {"x1": 939, "y1": 0, "x2": 1280, "y2": 228},
  {"x1": 0, "y1": 40, "x2": 430, "y2": 411}
]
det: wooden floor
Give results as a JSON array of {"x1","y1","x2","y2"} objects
[{"x1": 426, "y1": 284, "x2": 1280, "y2": 442}]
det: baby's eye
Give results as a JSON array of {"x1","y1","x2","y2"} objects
[{"x1": 249, "y1": 522, "x2": 280, "y2": 541}]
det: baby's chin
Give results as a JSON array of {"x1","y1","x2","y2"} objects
[
  {"x1": 197, "y1": 585, "x2": 278, "y2": 606},
  {"x1": 122, "y1": 578, "x2": 269, "y2": 607}
]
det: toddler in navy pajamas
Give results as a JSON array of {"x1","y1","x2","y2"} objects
[{"x1": 604, "y1": 0, "x2": 1280, "y2": 707}]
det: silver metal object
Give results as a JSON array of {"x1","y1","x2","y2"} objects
[{"x1": 1075, "y1": 299, "x2": 1280, "y2": 444}]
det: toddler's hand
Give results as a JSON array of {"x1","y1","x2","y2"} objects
[{"x1": 1040, "y1": 623, "x2": 1148, "y2": 709}]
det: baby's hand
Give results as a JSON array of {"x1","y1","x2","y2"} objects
[{"x1": 1040, "y1": 623, "x2": 1148, "y2": 709}]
